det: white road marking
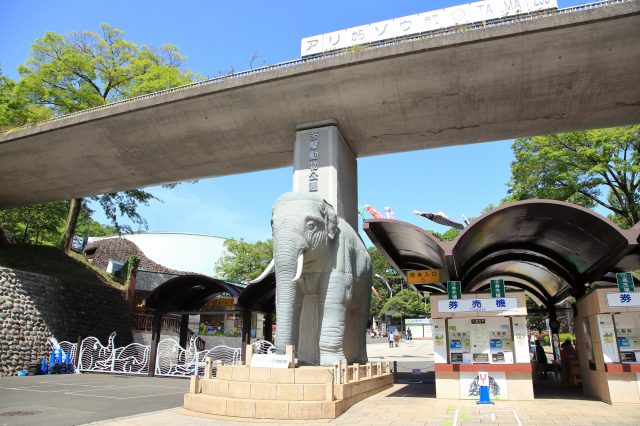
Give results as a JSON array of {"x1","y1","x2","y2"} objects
[
  {"x1": 513, "y1": 409, "x2": 523, "y2": 426},
  {"x1": 0, "y1": 386, "x2": 185, "y2": 399},
  {"x1": 453, "y1": 408, "x2": 459, "y2": 426},
  {"x1": 63, "y1": 391, "x2": 187, "y2": 400}
]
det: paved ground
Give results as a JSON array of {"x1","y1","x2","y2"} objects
[
  {"x1": 91, "y1": 383, "x2": 640, "y2": 426},
  {"x1": 0, "y1": 374, "x2": 188, "y2": 426},
  {"x1": 368, "y1": 338, "x2": 434, "y2": 384},
  {"x1": 3, "y1": 340, "x2": 640, "y2": 425}
]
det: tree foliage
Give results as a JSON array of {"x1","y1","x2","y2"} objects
[
  {"x1": 368, "y1": 247, "x2": 406, "y2": 318},
  {"x1": 378, "y1": 288, "x2": 429, "y2": 320},
  {"x1": 215, "y1": 239, "x2": 273, "y2": 282},
  {"x1": 18, "y1": 24, "x2": 198, "y2": 113},
  {"x1": 0, "y1": 67, "x2": 50, "y2": 130},
  {"x1": 14, "y1": 24, "x2": 200, "y2": 249},
  {"x1": 507, "y1": 126, "x2": 640, "y2": 228},
  {"x1": 526, "y1": 296, "x2": 547, "y2": 334},
  {"x1": 0, "y1": 201, "x2": 116, "y2": 245},
  {"x1": 429, "y1": 228, "x2": 459, "y2": 241}
]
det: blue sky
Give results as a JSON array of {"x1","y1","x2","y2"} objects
[{"x1": 0, "y1": 0, "x2": 594, "y2": 243}]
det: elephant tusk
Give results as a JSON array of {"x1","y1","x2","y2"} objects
[
  {"x1": 292, "y1": 252, "x2": 304, "y2": 283},
  {"x1": 248, "y1": 259, "x2": 275, "y2": 284}
]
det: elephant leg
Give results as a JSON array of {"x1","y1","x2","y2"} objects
[
  {"x1": 343, "y1": 307, "x2": 359, "y2": 364},
  {"x1": 318, "y1": 274, "x2": 348, "y2": 365},
  {"x1": 356, "y1": 306, "x2": 369, "y2": 364},
  {"x1": 352, "y1": 280, "x2": 371, "y2": 364},
  {"x1": 318, "y1": 300, "x2": 347, "y2": 365}
]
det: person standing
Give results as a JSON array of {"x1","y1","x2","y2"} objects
[
  {"x1": 388, "y1": 330, "x2": 395, "y2": 348},
  {"x1": 560, "y1": 338, "x2": 575, "y2": 384},
  {"x1": 535, "y1": 340, "x2": 548, "y2": 378}
]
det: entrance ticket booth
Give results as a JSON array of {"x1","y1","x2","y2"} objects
[
  {"x1": 431, "y1": 291, "x2": 533, "y2": 400},
  {"x1": 575, "y1": 287, "x2": 640, "y2": 403}
]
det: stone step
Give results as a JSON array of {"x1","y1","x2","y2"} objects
[
  {"x1": 201, "y1": 377, "x2": 330, "y2": 401},
  {"x1": 216, "y1": 365, "x2": 334, "y2": 384},
  {"x1": 184, "y1": 393, "x2": 340, "y2": 420}
]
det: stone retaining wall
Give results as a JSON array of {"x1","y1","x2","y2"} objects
[{"x1": 0, "y1": 266, "x2": 132, "y2": 376}]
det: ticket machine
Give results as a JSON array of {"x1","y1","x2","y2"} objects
[
  {"x1": 614, "y1": 312, "x2": 640, "y2": 363},
  {"x1": 447, "y1": 318, "x2": 471, "y2": 364},
  {"x1": 432, "y1": 291, "x2": 532, "y2": 401},
  {"x1": 488, "y1": 317, "x2": 514, "y2": 363},
  {"x1": 575, "y1": 289, "x2": 640, "y2": 404}
]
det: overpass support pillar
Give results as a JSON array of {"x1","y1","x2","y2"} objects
[{"x1": 293, "y1": 120, "x2": 358, "y2": 229}]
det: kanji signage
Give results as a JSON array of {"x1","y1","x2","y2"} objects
[
  {"x1": 605, "y1": 292, "x2": 640, "y2": 308},
  {"x1": 407, "y1": 269, "x2": 441, "y2": 284},
  {"x1": 447, "y1": 281, "x2": 461, "y2": 300},
  {"x1": 616, "y1": 272, "x2": 635, "y2": 293},
  {"x1": 307, "y1": 130, "x2": 320, "y2": 192},
  {"x1": 438, "y1": 297, "x2": 518, "y2": 313},
  {"x1": 490, "y1": 279, "x2": 505, "y2": 298}
]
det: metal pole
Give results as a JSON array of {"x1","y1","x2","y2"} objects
[
  {"x1": 374, "y1": 274, "x2": 393, "y2": 297},
  {"x1": 241, "y1": 309, "x2": 252, "y2": 364},
  {"x1": 148, "y1": 310, "x2": 163, "y2": 377}
]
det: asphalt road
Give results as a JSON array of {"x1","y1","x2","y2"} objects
[{"x1": 0, "y1": 374, "x2": 189, "y2": 426}]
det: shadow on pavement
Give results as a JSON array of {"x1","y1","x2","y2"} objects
[{"x1": 386, "y1": 382, "x2": 436, "y2": 398}]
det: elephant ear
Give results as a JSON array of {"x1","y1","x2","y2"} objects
[{"x1": 323, "y1": 201, "x2": 338, "y2": 240}]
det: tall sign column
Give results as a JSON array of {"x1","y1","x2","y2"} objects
[
  {"x1": 292, "y1": 121, "x2": 359, "y2": 364},
  {"x1": 293, "y1": 120, "x2": 358, "y2": 229}
]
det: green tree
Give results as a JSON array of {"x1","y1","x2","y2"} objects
[
  {"x1": 0, "y1": 201, "x2": 68, "y2": 245},
  {"x1": 526, "y1": 296, "x2": 547, "y2": 334},
  {"x1": 16, "y1": 24, "x2": 200, "y2": 250},
  {"x1": 378, "y1": 288, "x2": 429, "y2": 322},
  {"x1": 368, "y1": 246, "x2": 406, "y2": 319},
  {"x1": 507, "y1": 126, "x2": 640, "y2": 228},
  {"x1": 0, "y1": 201, "x2": 118, "y2": 246},
  {"x1": 215, "y1": 239, "x2": 273, "y2": 282},
  {"x1": 429, "y1": 227, "x2": 460, "y2": 241},
  {"x1": 0, "y1": 67, "x2": 50, "y2": 130}
]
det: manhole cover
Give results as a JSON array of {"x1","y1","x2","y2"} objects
[{"x1": 0, "y1": 411, "x2": 42, "y2": 417}]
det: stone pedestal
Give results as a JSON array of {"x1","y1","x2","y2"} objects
[{"x1": 184, "y1": 363, "x2": 393, "y2": 420}]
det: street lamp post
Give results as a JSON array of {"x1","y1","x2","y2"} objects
[{"x1": 374, "y1": 273, "x2": 393, "y2": 297}]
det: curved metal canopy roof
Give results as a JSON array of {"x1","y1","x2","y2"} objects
[
  {"x1": 364, "y1": 200, "x2": 639, "y2": 306},
  {"x1": 237, "y1": 272, "x2": 276, "y2": 313},
  {"x1": 144, "y1": 275, "x2": 245, "y2": 312}
]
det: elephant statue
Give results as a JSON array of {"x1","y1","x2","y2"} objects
[{"x1": 252, "y1": 192, "x2": 372, "y2": 366}]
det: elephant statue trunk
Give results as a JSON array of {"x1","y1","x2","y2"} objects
[{"x1": 272, "y1": 227, "x2": 308, "y2": 354}]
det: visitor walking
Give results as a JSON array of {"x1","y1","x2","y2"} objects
[{"x1": 388, "y1": 330, "x2": 394, "y2": 348}]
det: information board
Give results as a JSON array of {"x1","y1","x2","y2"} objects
[
  {"x1": 471, "y1": 319, "x2": 490, "y2": 363},
  {"x1": 597, "y1": 314, "x2": 619, "y2": 363}
]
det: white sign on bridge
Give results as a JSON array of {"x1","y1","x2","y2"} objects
[{"x1": 301, "y1": 0, "x2": 558, "y2": 56}]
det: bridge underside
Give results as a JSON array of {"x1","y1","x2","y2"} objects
[{"x1": 1, "y1": 2, "x2": 639, "y2": 208}]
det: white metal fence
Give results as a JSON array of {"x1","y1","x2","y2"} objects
[{"x1": 49, "y1": 331, "x2": 259, "y2": 378}]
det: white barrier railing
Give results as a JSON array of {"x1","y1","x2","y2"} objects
[
  {"x1": 49, "y1": 331, "x2": 245, "y2": 378},
  {"x1": 154, "y1": 334, "x2": 241, "y2": 377}
]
